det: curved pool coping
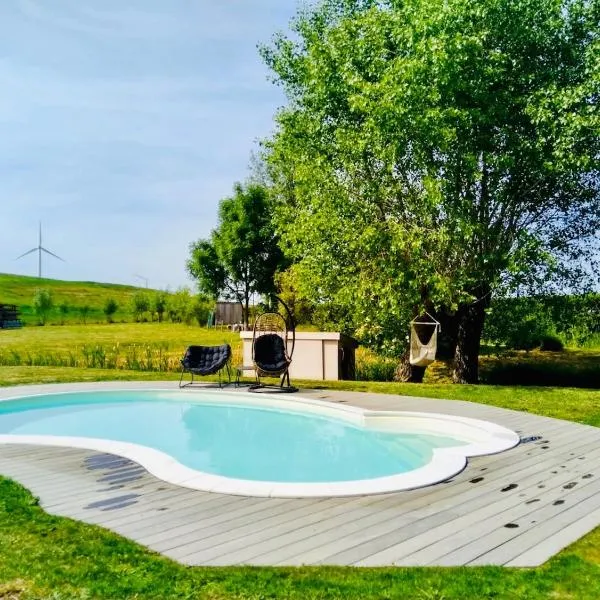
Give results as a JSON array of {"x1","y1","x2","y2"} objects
[{"x1": 0, "y1": 383, "x2": 520, "y2": 497}]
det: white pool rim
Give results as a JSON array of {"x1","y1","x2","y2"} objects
[{"x1": 0, "y1": 384, "x2": 520, "y2": 498}]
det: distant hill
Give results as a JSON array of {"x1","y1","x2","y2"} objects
[{"x1": 0, "y1": 273, "x2": 157, "y2": 324}]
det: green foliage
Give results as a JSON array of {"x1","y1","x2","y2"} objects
[
  {"x1": 0, "y1": 323, "x2": 239, "y2": 372},
  {"x1": 103, "y1": 298, "x2": 118, "y2": 323},
  {"x1": 484, "y1": 294, "x2": 600, "y2": 350},
  {"x1": 262, "y1": 0, "x2": 600, "y2": 377},
  {"x1": 58, "y1": 301, "x2": 70, "y2": 325},
  {"x1": 0, "y1": 272, "x2": 151, "y2": 325},
  {"x1": 166, "y1": 288, "x2": 195, "y2": 325},
  {"x1": 539, "y1": 334, "x2": 565, "y2": 352},
  {"x1": 355, "y1": 348, "x2": 397, "y2": 381},
  {"x1": 79, "y1": 305, "x2": 91, "y2": 324},
  {"x1": 191, "y1": 294, "x2": 214, "y2": 326},
  {"x1": 131, "y1": 291, "x2": 151, "y2": 323},
  {"x1": 32, "y1": 288, "x2": 53, "y2": 325},
  {"x1": 187, "y1": 183, "x2": 286, "y2": 325},
  {"x1": 153, "y1": 291, "x2": 168, "y2": 323},
  {"x1": 481, "y1": 352, "x2": 600, "y2": 388}
]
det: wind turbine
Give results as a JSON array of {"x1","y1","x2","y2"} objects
[
  {"x1": 134, "y1": 274, "x2": 149, "y2": 288},
  {"x1": 15, "y1": 222, "x2": 65, "y2": 278}
]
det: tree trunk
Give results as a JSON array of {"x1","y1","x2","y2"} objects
[
  {"x1": 243, "y1": 295, "x2": 249, "y2": 329},
  {"x1": 452, "y1": 292, "x2": 490, "y2": 384},
  {"x1": 394, "y1": 349, "x2": 426, "y2": 383}
]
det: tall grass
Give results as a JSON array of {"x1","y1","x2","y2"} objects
[
  {"x1": 0, "y1": 322, "x2": 238, "y2": 373},
  {"x1": 355, "y1": 348, "x2": 396, "y2": 381},
  {"x1": 0, "y1": 342, "x2": 181, "y2": 372}
]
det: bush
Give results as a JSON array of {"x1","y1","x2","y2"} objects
[
  {"x1": 484, "y1": 294, "x2": 600, "y2": 350},
  {"x1": 79, "y1": 305, "x2": 91, "y2": 324},
  {"x1": 481, "y1": 360, "x2": 600, "y2": 388},
  {"x1": 131, "y1": 291, "x2": 151, "y2": 322},
  {"x1": 32, "y1": 289, "x2": 54, "y2": 326},
  {"x1": 192, "y1": 294, "x2": 214, "y2": 326},
  {"x1": 153, "y1": 292, "x2": 168, "y2": 323},
  {"x1": 539, "y1": 334, "x2": 564, "y2": 352},
  {"x1": 104, "y1": 298, "x2": 118, "y2": 323},
  {"x1": 167, "y1": 288, "x2": 194, "y2": 324},
  {"x1": 58, "y1": 301, "x2": 69, "y2": 325},
  {"x1": 355, "y1": 348, "x2": 396, "y2": 381}
]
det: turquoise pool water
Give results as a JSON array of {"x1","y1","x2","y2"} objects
[{"x1": 0, "y1": 391, "x2": 467, "y2": 483}]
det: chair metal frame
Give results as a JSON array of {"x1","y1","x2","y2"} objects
[
  {"x1": 249, "y1": 296, "x2": 297, "y2": 393},
  {"x1": 179, "y1": 344, "x2": 232, "y2": 388}
]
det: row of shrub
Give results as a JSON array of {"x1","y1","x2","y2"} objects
[
  {"x1": 26, "y1": 288, "x2": 215, "y2": 327},
  {"x1": 483, "y1": 293, "x2": 599, "y2": 351}
]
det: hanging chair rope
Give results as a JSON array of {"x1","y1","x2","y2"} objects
[{"x1": 409, "y1": 313, "x2": 441, "y2": 367}]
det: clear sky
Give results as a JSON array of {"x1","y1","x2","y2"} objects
[{"x1": 0, "y1": 0, "x2": 298, "y2": 290}]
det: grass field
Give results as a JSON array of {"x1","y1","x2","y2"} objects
[
  {"x1": 2, "y1": 322, "x2": 599, "y2": 387},
  {"x1": 0, "y1": 323, "x2": 239, "y2": 371},
  {"x1": 1, "y1": 367, "x2": 600, "y2": 598},
  {"x1": 1, "y1": 321, "x2": 600, "y2": 598},
  {"x1": 0, "y1": 272, "x2": 154, "y2": 324}
]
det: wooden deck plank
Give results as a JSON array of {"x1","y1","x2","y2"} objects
[
  {"x1": 466, "y1": 478, "x2": 600, "y2": 566},
  {"x1": 355, "y1": 450, "x2": 600, "y2": 566},
  {"x1": 169, "y1": 497, "x2": 364, "y2": 563},
  {"x1": 313, "y1": 442, "x2": 600, "y2": 566},
  {"x1": 2, "y1": 384, "x2": 600, "y2": 567},
  {"x1": 356, "y1": 448, "x2": 600, "y2": 567},
  {"x1": 504, "y1": 506, "x2": 600, "y2": 567}
]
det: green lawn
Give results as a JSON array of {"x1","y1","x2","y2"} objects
[
  {"x1": 0, "y1": 272, "x2": 148, "y2": 325},
  {"x1": 1, "y1": 365, "x2": 600, "y2": 598},
  {"x1": 2, "y1": 472, "x2": 599, "y2": 600}
]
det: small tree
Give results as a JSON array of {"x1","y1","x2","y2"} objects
[
  {"x1": 32, "y1": 289, "x2": 53, "y2": 326},
  {"x1": 104, "y1": 298, "x2": 118, "y2": 323},
  {"x1": 192, "y1": 294, "x2": 214, "y2": 326},
  {"x1": 167, "y1": 288, "x2": 194, "y2": 324},
  {"x1": 131, "y1": 291, "x2": 151, "y2": 323},
  {"x1": 187, "y1": 183, "x2": 286, "y2": 327},
  {"x1": 79, "y1": 305, "x2": 91, "y2": 324},
  {"x1": 58, "y1": 301, "x2": 70, "y2": 325},
  {"x1": 153, "y1": 291, "x2": 168, "y2": 323}
]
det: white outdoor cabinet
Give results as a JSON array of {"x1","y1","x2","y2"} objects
[{"x1": 239, "y1": 331, "x2": 358, "y2": 381}]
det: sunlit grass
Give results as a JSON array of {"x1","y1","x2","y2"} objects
[{"x1": 1, "y1": 357, "x2": 600, "y2": 597}]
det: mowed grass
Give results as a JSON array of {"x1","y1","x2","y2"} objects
[
  {"x1": 1, "y1": 325, "x2": 600, "y2": 598},
  {"x1": 1, "y1": 370, "x2": 600, "y2": 598},
  {"x1": 1, "y1": 473, "x2": 599, "y2": 600}
]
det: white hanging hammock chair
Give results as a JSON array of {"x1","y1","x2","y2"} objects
[{"x1": 409, "y1": 314, "x2": 441, "y2": 367}]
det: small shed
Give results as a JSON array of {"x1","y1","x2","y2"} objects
[{"x1": 215, "y1": 301, "x2": 243, "y2": 325}]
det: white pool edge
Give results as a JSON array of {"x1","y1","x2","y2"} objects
[{"x1": 0, "y1": 384, "x2": 521, "y2": 498}]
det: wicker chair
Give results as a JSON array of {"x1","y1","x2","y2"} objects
[
  {"x1": 250, "y1": 298, "x2": 297, "y2": 392},
  {"x1": 179, "y1": 344, "x2": 232, "y2": 388}
]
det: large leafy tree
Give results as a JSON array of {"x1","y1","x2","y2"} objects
[
  {"x1": 187, "y1": 183, "x2": 285, "y2": 326},
  {"x1": 262, "y1": 0, "x2": 600, "y2": 382}
]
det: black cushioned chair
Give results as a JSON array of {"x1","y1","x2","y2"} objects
[
  {"x1": 250, "y1": 297, "x2": 297, "y2": 393},
  {"x1": 179, "y1": 344, "x2": 232, "y2": 388}
]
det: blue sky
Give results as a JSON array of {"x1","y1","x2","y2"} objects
[{"x1": 0, "y1": 0, "x2": 298, "y2": 290}]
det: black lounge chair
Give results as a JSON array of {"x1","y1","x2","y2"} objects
[
  {"x1": 179, "y1": 344, "x2": 232, "y2": 388},
  {"x1": 250, "y1": 297, "x2": 297, "y2": 393}
]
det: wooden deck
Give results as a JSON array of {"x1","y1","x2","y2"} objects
[{"x1": 1, "y1": 382, "x2": 599, "y2": 567}]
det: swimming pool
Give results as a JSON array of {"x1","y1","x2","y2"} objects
[{"x1": 0, "y1": 388, "x2": 520, "y2": 497}]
